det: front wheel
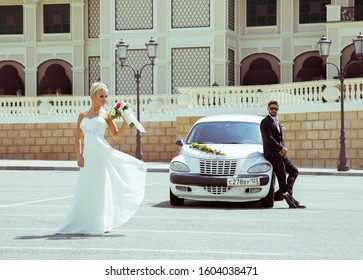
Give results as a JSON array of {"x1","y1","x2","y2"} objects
[
  {"x1": 169, "y1": 189, "x2": 185, "y2": 206},
  {"x1": 260, "y1": 175, "x2": 274, "y2": 208}
]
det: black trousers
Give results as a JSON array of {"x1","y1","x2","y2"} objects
[{"x1": 265, "y1": 156, "x2": 299, "y2": 194}]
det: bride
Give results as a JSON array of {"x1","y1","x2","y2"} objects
[{"x1": 57, "y1": 82, "x2": 146, "y2": 235}]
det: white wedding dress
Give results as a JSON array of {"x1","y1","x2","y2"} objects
[{"x1": 57, "y1": 116, "x2": 146, "y2": 235}]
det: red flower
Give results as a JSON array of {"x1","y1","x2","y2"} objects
[{"x1": 115, "y1": 102, "x2": 122, "y2": 109}]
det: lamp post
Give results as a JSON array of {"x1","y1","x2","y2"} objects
[
  {"x1": 116, "y1": 37, "x2": 158, "y2": 160},
  {"x1": 317, "y1": 33, "x2": 363, "y2": 171}
]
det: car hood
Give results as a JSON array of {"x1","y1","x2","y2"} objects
[{"x1": 181, "y1": 144, "x2": 263, "y2": 159}]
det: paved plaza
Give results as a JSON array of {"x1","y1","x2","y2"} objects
[{"x1": 0, "y1": 160, "x2": 362, "y2": 279}]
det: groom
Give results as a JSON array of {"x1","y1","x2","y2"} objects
[{"x1": 260, "y1": 100, "x2": 306, "y2": 209}]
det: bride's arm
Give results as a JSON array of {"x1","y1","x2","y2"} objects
[
  {"x1": 75, "y1": 113, "x2": 84, "y2": 167},
  {"x1": 106, "y1": 114, "x2": 128, "y2": 141}
]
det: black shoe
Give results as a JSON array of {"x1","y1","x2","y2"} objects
[
  {"x1": 290, "y1": 196, "x2": 306, "y2": 209},
  {"x1": 282, "y1": 192, "x2": 297, "y2": 208},
  {"x1": 294, "y1": 200, "x2": 306, "y2": 209},
  {"x1": 289, "y1": 204, "x2": 306, "y2": 208}
]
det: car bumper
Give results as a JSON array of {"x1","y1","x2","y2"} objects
[{"x1": 170, "y1": 173, "x2": 271, "y2": 202}]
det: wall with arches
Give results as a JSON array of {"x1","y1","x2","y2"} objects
[{"x1": 0, "y1": 60, "x2": 73, "y2": 96}]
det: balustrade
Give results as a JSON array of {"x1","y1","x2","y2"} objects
[
  {"x1": 1, "y1": 78, "x2": 362, "y2": 122},
  {"x1": 341, "y1": 6, "x2": 363, "y2": 21}
]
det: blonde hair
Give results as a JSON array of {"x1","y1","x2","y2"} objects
[{"x1": 90, "y1": 82, "x2": 108, "y2": 96}]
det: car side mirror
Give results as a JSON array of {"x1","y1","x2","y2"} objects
[{"x1": 175, "y1": 139, "x2": 184, "y2": 146}]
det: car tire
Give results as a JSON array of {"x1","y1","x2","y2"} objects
[
  {"x1": 169, "y1": 189, "x2": 185, "y2": 206},
  {"x1": 260, "y1": 176, "x2": 274, "y2": 208}
]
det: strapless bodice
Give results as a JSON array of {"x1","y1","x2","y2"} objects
[{"x1": 80, "y1": 116, "x2": 107, "y2": 138}]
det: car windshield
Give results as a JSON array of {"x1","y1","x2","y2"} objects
[{"x1": 185, "y1": 121, "x2": 262, "y2": 144}]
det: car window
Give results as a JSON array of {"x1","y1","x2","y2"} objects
[{"x1": 185, "y1": 121, "x2": 262, "y2": 144}]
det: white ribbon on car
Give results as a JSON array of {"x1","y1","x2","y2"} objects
[{"x1": 122, "y1": 109, "x2": 146, "y2": 132}]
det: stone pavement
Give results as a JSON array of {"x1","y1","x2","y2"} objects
[{"x1": 0, "y1": 159, "x2": 363, "y2": 176}]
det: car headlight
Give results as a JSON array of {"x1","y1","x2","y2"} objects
[
  {"x1": 170, "y1": 161, "x2": 190, "y2": 172},
  {"x1": 247, "y1": 163, "x2": 272, "y2": 173}
]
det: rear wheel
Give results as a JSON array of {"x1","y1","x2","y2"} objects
[
  {"x1": 169, "y1": 189, "x2": 185, "y2": 206},
  {"x1": 260, "y1": 175, "x2": 275, "y2": 208}
]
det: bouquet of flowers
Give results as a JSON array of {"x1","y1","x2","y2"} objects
[
  {"x1": 110, "y1": 101, "x2": 134, "y2": 127},
  {"x1": 190, "y1": 142, "x2": 226, "y2": 156},
  {"x1": 110, "y1": 101, "x2": 145, "y2": 132}
]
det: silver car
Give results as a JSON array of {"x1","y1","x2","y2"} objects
[{"x1": 169, "y1": 114, "x2": 277, "y2": 207}]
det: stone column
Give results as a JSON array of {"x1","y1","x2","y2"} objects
[
  {"x1": 71, "y1": 1, "x2": 85, "y2": 96},
  {"x1": 326, "y1": 4, "x2": 341, "y2": 22},
  {"x1": 279, "y1": 0, "x2": 294, "y2": 83},
  {"x1": 155, "y1": 0, "x2": 167, "y2": 95},
  {"x1": 213, "y1": 0, "x2": 227, "y2": 86},
  {"x1": 99, "y1": 0, "x2": 115, "y2": 95},
  {"x1": 325, "y1": 27, "x2": 341, "y2": 80},
  {"x1": 24, "y1": 2, "x2": 37, "y2": 97}
]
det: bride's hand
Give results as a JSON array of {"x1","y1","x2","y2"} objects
[{"x1": 77, "y1": 155, "x2": 84, "y2": 167}]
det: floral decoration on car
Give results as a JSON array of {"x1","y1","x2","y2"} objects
[{"x1": 189, "y1": 142, "x2": 226, "y2": 156}]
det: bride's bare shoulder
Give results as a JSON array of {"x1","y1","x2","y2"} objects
[{"x1": 77, "y1": 112, "x2": 88, "y2": 122}]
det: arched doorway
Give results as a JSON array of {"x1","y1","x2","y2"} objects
[
  {"x1": 295, "y1": 55, "x2": 326, "y2": 82},
  {"x1": 38, "y1": 61, "x2": 72, "y2": 96},
  {"x1": 345, "y1": 52, "x2": 363, "y2": 78},
  {"x1": 0, "y1": 64, "x2": 24, "y2": 96},
  {"x1": 241, "y1": 55, "x2": 279, "y2": 85}
]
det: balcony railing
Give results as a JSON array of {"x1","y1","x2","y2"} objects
[
  {"x1": 1, "y1": 78, "x2": 362, "y2": 123},
  {"x1": 177, "y1": 78, "x2": 363, "y2": 111},
  {"x1": 341, "y1": 6, "x2": 363, "y2": 21}
]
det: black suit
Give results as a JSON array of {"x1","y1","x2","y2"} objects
[{"x1": 260, "y1": 115, "x2": 298, "y2": 194}]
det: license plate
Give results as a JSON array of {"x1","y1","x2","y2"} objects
[{"x1": 227, "y1": 177, "x2": 260, "y2": 186}]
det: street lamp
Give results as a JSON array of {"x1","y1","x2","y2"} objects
[
  {"x1": 116, "y1": 37, "x2": 158, "y2": 160},
  {"x1": 317, "y1": 33, "x2": 363, "y2": 171}
]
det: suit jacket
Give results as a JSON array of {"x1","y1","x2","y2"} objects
[{"x1": 260, "y1": 115, "x2": 284, "y2": 157}]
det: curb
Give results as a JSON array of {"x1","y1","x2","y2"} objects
[
  {"x1": 0, "y1": 161, "x2": 362, "y2": 176},
  {"x1": 298, "y1": 170, "x2": 363, "y2": 177},
  {"x1": 0, "y1": 166, "x2": 80, "y2": 171},
  {"x1": 0, "y1": 166, "x2": 170, "y2": 172}
]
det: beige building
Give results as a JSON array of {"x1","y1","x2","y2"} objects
[
  {"x1": 0, "y1": 0, "x2": 363, "y2": 168},
  {"x1": 1, "y1": 0, "x2": 362, "y2": 97}
]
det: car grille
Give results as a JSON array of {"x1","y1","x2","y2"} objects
[
  {"x1": 203, "y1": 185, "x2": 231, "y2": 195},
  {"x1": 199, "y1": 159, "x2": 237, "y2": 176}
]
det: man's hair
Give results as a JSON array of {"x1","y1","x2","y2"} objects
[{"x1": 268, "y1": 100, "x2": 279, "y2": 107}]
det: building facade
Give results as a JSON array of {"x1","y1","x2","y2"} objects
[
  {"x1": 1, "y1": 0, "x2": 362, "y2": 97},
  {"x1": 0, "y1": 0, "x2": 362, "y2": 168}
]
